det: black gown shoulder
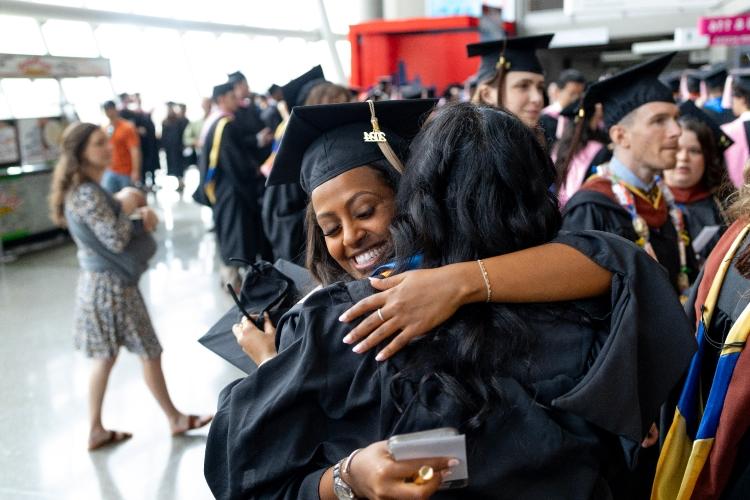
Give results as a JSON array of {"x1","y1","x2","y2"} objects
[
  {"x1": 683, "y1": 196, "x2": 726, "y2": 264},
  {"x1": 562, "y1": 189, "x2": 695, "y2": 290}
]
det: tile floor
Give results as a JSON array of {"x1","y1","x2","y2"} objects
[{"x1": 0, "y1": 171, "x2": 242, "y2": 499}]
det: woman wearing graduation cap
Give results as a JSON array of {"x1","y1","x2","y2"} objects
[
  {"x1": 261, "y1": 65, "x2": 352, "y2": 265},
  {"x1": 554, "y1": 99, "x2": 611, "y2": 207},
  {"x1": 467, "y1": 34, "x2": 553, "y2": 132},
  {"x1": 205, "y1": 100, "x2": 694, "y2": 499},
  {"x1": 663, "y1": 100, "x2": 734, "y2": 266}
]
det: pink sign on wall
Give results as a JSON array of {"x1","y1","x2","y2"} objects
[{"x1": 699, "y1": 14, "x2": 750, "y2": 46}]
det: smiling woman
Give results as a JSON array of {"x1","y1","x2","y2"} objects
[{"x1": 309, "y1": 166, "x2": 396, "y2": 280}]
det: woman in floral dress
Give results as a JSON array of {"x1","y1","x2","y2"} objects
[{"x1": 49, "y1": 122, "x2": 211, "y2": 451}]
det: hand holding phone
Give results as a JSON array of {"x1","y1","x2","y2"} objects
[{"x1": 387, "y1": 427, "x2": 468, "y2": 489}]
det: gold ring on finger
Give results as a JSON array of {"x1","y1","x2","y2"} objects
[{"x1": 414, "y1": 465, "x2": 434, "y2": 485}]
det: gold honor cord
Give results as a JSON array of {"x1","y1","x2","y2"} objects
[{"x1": 364, "y1": 100, "x2": 405, "y2": 174}]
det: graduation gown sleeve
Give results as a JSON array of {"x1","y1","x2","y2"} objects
[
  {"x1": 551, "y1": 230, "x2": 696, "y2": 465},
  {"x1": 204, "y1": 281, "x2": 386, "y2": 500}
]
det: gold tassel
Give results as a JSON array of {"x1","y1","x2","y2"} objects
[{"x1": 364, "y1": 100, "x2": 405, "y2": 174}]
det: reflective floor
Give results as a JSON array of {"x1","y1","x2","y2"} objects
[{"x1": 0, "y1": 170, "x2": 242, "y2": 499}]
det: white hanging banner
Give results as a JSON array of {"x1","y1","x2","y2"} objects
[{"x1": 0, "y1": 54, "x2": 111, "y2": 79}]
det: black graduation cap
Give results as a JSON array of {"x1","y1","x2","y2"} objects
[
  {"x1": 267, "y1": 99, "x2": 437, "y2": 194},
  {"x1": 731, "y1": 67, "x2": 750, "y2": 94},
  {"x1": 467, "y1": 34, "x2": 554, "y2": 83},
  {"x1": 581, "y1": 52, "x2": 676, "y2": 129},
  {"x1": 281, "y1": 65, "x2": 325, "y2": 107},
  {"x1": 659, "y1": 70, "x2": 682, "y2": 94},
  {"x1": 227, "y1": 71, "x2": 246, "y2": 84},
  {"x1": 678, "y1": 100, "x2": 734, "y2": 153},
  {"x1": 685, "y1": 70, "x2": 701, "y2": 94},
  {"x1": 700, "y1": 65, "x2": 727, "y2": 90},
  {"x1": 212, "y1": 81, "x2": 234, "y2": 100}
]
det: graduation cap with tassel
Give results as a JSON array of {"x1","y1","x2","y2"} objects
[
  {"x1": 558, "y1": 52, "x2": 677, "y2": 185},
  {"x1": 466, "y1": 34, "x2": 553, "y2": 108}
]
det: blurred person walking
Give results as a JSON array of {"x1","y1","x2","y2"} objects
[
  {"x1": 101, "y1": 100, "x2": 140, "y2": 193},
  {"x1": 196, "y1": 83, "x2": 270, "y2": 291},
  {"x1": 49, "y1": 122, "x2": 212, "y2": 451},
  {"x1": 160, "y1": 102, "x2": 189, "y2": 191},
  {"x1": 183, "y1": 97, "x2": 211, "y2": 163}
]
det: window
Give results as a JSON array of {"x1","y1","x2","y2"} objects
[
  {"x1": 41, "y1": 20, "x2": 100, "y2": 58},
  {"x1": 60, "y1": 77, "x2": 112, "y2": 123},
  {"x1": 1, "y1": 79, "x2": 61, "y2": 118},
  {"x1": 0, "y1": 16, "x2": 47, "y2": 55}
]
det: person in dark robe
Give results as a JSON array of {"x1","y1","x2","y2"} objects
[
  {"x1": 467, "y1": 34, "x2": 553, "y2": 143},
  {"x1": 562, "y1": 52, "x2": 699, "y2": 297},
  {"x1": 227, "y1": 71, "x2": 273, "y2": 166},
  {"x1": 197, "y1": 82, "x2": 270, "y2": 290},
  {"x1": 653, "y1": 182, "x2": 750, "y2": 499},
  {"x1": 554, "y1": 99, "x2": 611, "y2": 207},
  {"x1": 160, "y1": 102, "x2": 189, "y2": 190},
  {"x1": 541, "y1": 68, "x2": 587, "y2": 149},
  {"x1": 261, "y1": 83, "x2": 284, "y2": 132},
  {"x1": 260, "y1": 66, "x2": 339, "y2": 265},
  {"x1": 721, "y1": 69, "x2": 750, "y2": 189},
  {"x1": 701, "y1": 65, "x2": 735, "y2": 125},
  {"x1": 205, "y1": 101, "x2": 695, "y2": 499},
  {"x1": 664, "y1": 100, "x2": 735, "y2": 267}
]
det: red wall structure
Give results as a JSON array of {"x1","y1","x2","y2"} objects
[{"x1": 349, "y1": 16, "x2": 486, "y2": 95}]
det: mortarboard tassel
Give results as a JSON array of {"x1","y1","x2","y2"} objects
[{"x1": 365, "y1": 100, "x2": 405, "y2": 174}]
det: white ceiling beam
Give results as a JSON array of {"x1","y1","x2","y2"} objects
[{"x1": 0, "y1": 0, "x2": 347, "y2": 41}]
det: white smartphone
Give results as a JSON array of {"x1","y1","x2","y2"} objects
[{"x1": 387, "y1": 427, "x2": 468, "y2": 489}]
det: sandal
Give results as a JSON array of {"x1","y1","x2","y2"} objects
[
  {"x1": 88, "y1": 430, "x2": 132, "y2": 451},
  {"x1": 172, "y1": 414, "x2": 213, "y2": 436}
]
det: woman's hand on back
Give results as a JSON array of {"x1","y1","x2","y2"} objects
[
  {"x1": 344, "y1": 440, "x2": 455, "y2": 500},
  {"x1": 339, "y1": 265, "x2": 468, "y2": 361}
]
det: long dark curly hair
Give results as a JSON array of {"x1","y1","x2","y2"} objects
[{"x1": 389, "y1": 102, "x2": 562, "y2": 429}]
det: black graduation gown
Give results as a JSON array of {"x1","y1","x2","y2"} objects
[
  {"x1": 261, "y1": 182, "x2": 307, "y2": 266},
  {"x1": 122, "y1": 109, "x2": 160, "y2": 178},
  {"x1": 161, "y1": 117, "x2": 189, "y2": 177},
  {"x1": 539, "y1": 114, "x2": 558, "y2": 149},
  {"x1": 681, "y1": 195, "x2": 725, "y2": 265},
  {"x1": 234, "y1": 103, "x2": 271, "y2": 166},
  {"x1": 682, "y1": 234, "x2": 750, "y2": 499},
  {"x1": 562, "y1": 188, "x2": 698, "y2": 291},
  {"x1": 200, "y1": 118, "x2": 271, "y2": 264},
  {"x1": 261, "y1": 105, "x2": 283, "y2": 132},
  {"x1": 204, "y1": 231, "x2": 695, "y2": 500}
]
